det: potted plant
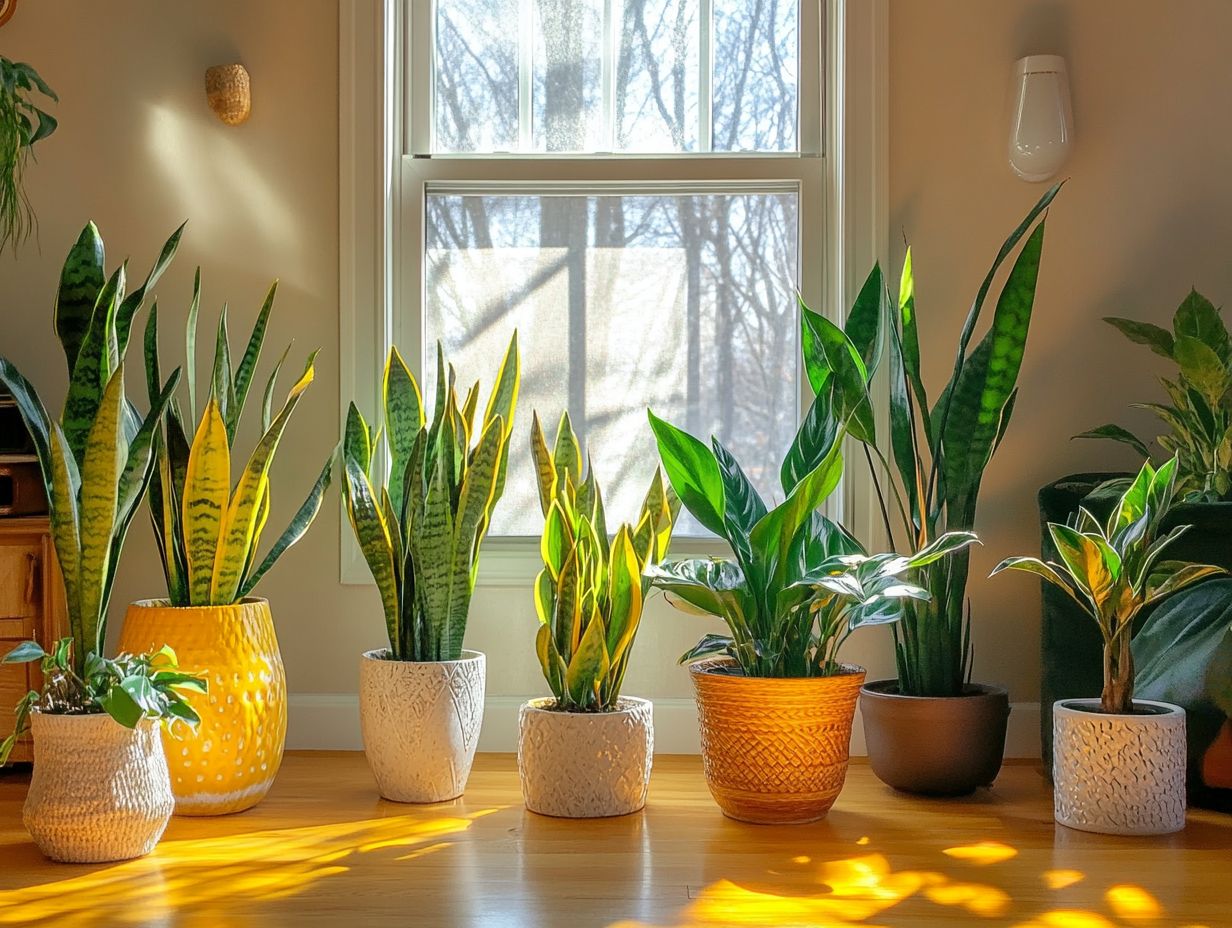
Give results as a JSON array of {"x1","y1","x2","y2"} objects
[
  {"x1": 517, "y1": 411, "x2": 677, "y2": 818},
  {"x1": 342, "y1": 337, "x2": 519, "y2": 803},
  {"x1": 1038, "y1": 289, "x2": 1232, "y2": 788},
  {"x1": 993, "y1": 457, "x2": 1225, "y2": 835},
  {"x1": 117, "y1": 266, "x2": 333, "y2": 816},
  {"x1": 817, "y1": 182, "x2": 1061, "y2": 795},
  {"x1": 0, "y1": 225, "x2": 205, "y2": 863},
  {"x1": 0, "y1": 56, "x2": 56, "y2": 254},
  {"x1": 646, "y1": 405, "x2": 977, "y2": 824}
]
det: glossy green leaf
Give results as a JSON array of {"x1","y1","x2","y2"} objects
[
  {"x1": 647, "y1": 410, "x2": 726, "y2": 536},
  {"x1": 1104, "y1": 316, "x2": 1175, "y2": 360},
  {"x1": 1173, "y1": 288, "x2": 1230, "y2": 360},
  {"x1": 232, "y1": 280, "x2": 277, "y2": 419},
  {"x1": 53, "y1": 222, "x2": 105, "y2": 374}
]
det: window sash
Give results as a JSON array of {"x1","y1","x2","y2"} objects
[{"x1": 405, "y1": 0, "x2": 823, "y2": 157}]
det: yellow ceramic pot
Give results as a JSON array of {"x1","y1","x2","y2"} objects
[{"x1": 119, "y1": 598, "x2": 287, "y2": 816}]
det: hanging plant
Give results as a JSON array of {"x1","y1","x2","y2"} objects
[{"x1": 0, "y1": 57, "x2": 57, "y2": 255}]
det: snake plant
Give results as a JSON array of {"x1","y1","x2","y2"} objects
[
  {"x1": 817, "y1": 182, "x2": 1062, "y2": 697},
  {"x1": 143, "y1": 274, "x2": 334, "y2": 606},
  {"x1": 532, "y1": 411, "x2": 677, "y2": 711},
  {"x1": 0, "y1": 57, "x2": 57, "y2": 254},
  {"x1": 0, "y1": 224, "x2": 204, "y2": 762},
  {"x1": 343, "y1": 336, "x2": 520, "y2": 662},
  {"x1": 1078, "y1": 289, "x2": 1232, "y2": 502},
  {"x1": 993, "y1": 457, "x2": 1225, "y2": 714}
]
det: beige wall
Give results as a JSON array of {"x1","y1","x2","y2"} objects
[
  {"x1": 2, "y1": 1, "x2": 1226, "y2": 752},
  {"x1": 889, "y1": 0, "x2": 1232, "y2": 702}
]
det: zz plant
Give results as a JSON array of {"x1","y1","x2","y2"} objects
[
  {"x1": 0, "y1": 57, "x2": 57, "y2": 254},
  {"x1": 143, "y1": 274, "x2": 333, "y2": 606},
  {"x1": 992, "y1": 457, "x2": 1225, "y2": 714},
  {"x1": 531, "y1": 412, "x2": 677, "y2": 711},
  {"x1": 1079, "y1": 289, "x2": 1232, "y2": 501},
  {"x1": 817, "y1": 182, "x2": 1061, "y2": 697},
  {"x1": 0, "y1": 224, "x2": 204, "y2": 763},
  {"x1": 343, "y1": 337, "x2": 520, "y2": 662}
]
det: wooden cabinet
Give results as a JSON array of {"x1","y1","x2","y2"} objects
[{"x1": 0, "y1": 519, "x2": 66, "y2": 763}]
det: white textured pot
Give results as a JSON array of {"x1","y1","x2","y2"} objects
[
  {"x1": 1053, "y1": 698, "x2": 1187, "y2": 836},
  {"x1": 518, "y1": 696, "x2": 653, "y2": 818},
  {"x1": 23, "y1": 712, "x2": 174, "y2": 863},
  {"x1": 359, "y1": 649, "x2": 485, "y2": 803}
]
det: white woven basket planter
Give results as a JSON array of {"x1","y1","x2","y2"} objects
[
  {"x1": 518, "y1": 696, "x2": 654, "y2": 818},
  {"x1": 23, "y1": 712, "x2": 174, "y2": 863},
  {"x1": 359, "y1": 649, "x2": 485, "y2": 803},
  {"x1": 1053, "y1": 698, "x2": 1187, "y2": 836}
]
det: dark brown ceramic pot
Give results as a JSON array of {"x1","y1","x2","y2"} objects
[{"x1": 860, "y1": 680, "x2": 1010, "y2": 796}]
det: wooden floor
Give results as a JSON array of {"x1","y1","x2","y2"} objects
[{"x1": 0, "y1": 753, "x2": 1228, "y2": 928}]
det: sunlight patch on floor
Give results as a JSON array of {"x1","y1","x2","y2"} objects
[{"x1": 0, "y1": 810, "x2": 496, "y2": 926}]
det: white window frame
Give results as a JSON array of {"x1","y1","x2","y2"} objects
[{"x1": 339, "y1": 0, "x2": 887, "y2": 584}]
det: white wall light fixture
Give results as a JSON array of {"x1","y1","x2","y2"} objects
[{"x1": 1009, "y1": 55, "x2": 1073, "y2": 182}]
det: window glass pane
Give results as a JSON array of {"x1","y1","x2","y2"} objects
[
  {"x1": 532, "y1": 0, "x2": 604, "y2": 152},
  {"x1": 713, "y1": 0, "x2": 799, "y2": 152},
  {"x1": 424, "y1": 189, "x2": 800, "y2": 536},
  {"x1": 434, "y1": 0, "x2": 520, "y2": 152},
  {"x1": 431, "y1": 0, "x2": 797, "y2": 154},
  {"x1": 616, "y1": 0, "x2": 700, "y2": 152}
]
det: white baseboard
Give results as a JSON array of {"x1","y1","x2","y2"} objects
[{"x1": 288, "y1": 693, "x2": 1043, "y2": 758}]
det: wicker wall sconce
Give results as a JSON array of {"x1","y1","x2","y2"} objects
[{"x1": 205, "y1": 63, "x2": 251, "y2": 126}]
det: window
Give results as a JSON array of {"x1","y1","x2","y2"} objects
[{"x1": 387, "y1": 0, "x2": 824, "y2": 540}]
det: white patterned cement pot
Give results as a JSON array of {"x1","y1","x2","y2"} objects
[
  {"x1": 517, "y1": 696, "x2": 654, "y2": 818},
  {"x1": 1052, "y1": 698, "x2": 1187, "y2": 836},
  {"x1": 359, "y1": 649, "x2": 485, "y2": 803},
  {"x1": 24, "y1": 712, "x2": 175, "y2": 863}
]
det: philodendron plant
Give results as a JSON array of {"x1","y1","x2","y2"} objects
[
  {"x1": 343, "y1": 337, "x2": 520, "y2": 662},
  {"x1": 531, "y1": 411, "x2": 677, "y2": 711},
  {"x1": 645, "y1": 407, "x2": 979, "y2": 679},
  {"x1": 992, "y1": 457, "x2": 1226, "y2": 714},
  {"x1": 0, "y1": 57, "x2": 57, "y2": 254},
  {"x1": 1079, "y1": 289, "x2": 1232, "y2": 502},
  {"x1": 142, "y1": 275, "x2": 333, "y2": 606},
  {"x1": 817, "y1": 181, "x2": 1061, "y2": 697},
  {"x1": 0, "y1": 225, "x2": 205, "y2": 763}
]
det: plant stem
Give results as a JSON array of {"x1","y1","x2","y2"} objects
[{"x1": 1101, "y1": 632, "x2": 1134, "y2": 714}]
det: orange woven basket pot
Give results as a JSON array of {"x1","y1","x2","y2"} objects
[
  {"x1": 690, "y1": 658, "x2": 866, "y2": 824},
  {"x1": 119, "y1": 598, "x2": 286, "y2": 816}
]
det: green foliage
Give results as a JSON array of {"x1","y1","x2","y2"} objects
[
  {"x1": 342, "y1": 337, "x2": 520, "y2": 662},
  {"x1": 647, "y1": 351, "x2": 980, "y2": 677},
  {"x1": 0, "y1": 640, "x2": 205, "y2": 766},
  {"x1": 816, "y1": 182, "x2": 1062, "y2": 696},
  {"x1": 992, "y1": 457, "x2": 1226, "y2": 713},
  {"x1": 0, "y1": 57, "x2": 57, "y2": 254},
  {"x1": 143, "y1": 279, "x2": 333, "y2": 606},
  {"x1": 1134, "y1": 578, "x2": 1232, "y2": 768},
  {"x1": 0, "y1": 224, "x2": 182, "y2": 676},
  {"x1": 1078, "y1": 289, "x2": 1232, "y2": 501},
  {"x1": 531, "y1": 411, "x2": 677, "y2": 711}
]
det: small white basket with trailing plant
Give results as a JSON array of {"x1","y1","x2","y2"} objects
[{"x1": 0, "y1": 227, "x2": 204, "y2": 862}]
